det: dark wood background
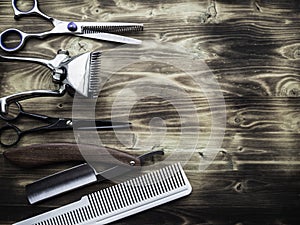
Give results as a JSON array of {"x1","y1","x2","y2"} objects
[{"x1": 0, "y1": 0, "x2": 300, "y2": 224}]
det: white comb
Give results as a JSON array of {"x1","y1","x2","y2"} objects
[{"x1": 14, "y1": 163, "x2": 192, "y2": 225}]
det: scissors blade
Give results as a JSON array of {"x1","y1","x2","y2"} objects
[
  {"x1": 77, "y1": 22, "x2": 144, "y2": 32},
  {"x1": 25, "y1": 150, "x2": 163, "y2": 203},
  {"x1": 73, "y1": 120, "x2": 131, "y2": 130},
  {"x1": 95, "y1": 164, "x2": 136, "y2": 182},
  {"x1": 96, "y1": 150, "x2": 165, "y2": 181},
  {"x1": 26, "y1": 163, "x2": 137, "y2": 204},
  {"x1": 76, "y1": 32, "x2": 142, "y2": 45}
]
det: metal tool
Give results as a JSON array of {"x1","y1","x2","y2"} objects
[
  {"x1": 0, "y1": 49, "x2": 101, "y2": 115},
  {"x1": 3, "y1": 142, "x2": 141, "y2": 168},
  {"x1": 26, "y1": 149, "x2": 164, "y2": 204},
  {"x1": 0, "y1": 0, "x2": 143, "y2": 52},
  {"x1": 15, "y1": 163, "x2": 191, "y2": 225},
  {"x1": 0, "y1": 102, "x2": 131, "y2": 147}
]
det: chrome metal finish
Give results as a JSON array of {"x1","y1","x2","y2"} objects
[
  {"x1": 0, "y1": 85, "x2": 66, "y2": 116},
  {"x1": 0, "y1": 50, "x2": 101, "y2": 114},
  {"x1": 0, "y1": 52, "x2": 70, "y2": 72},
  {"x1": 12, "y1": 0, "x2": 53, "y2": 21},
  {"x1": 77, "y1": 32, "x2": 142, "y2": 45},
  {"x1": 77, "y1": 22, "x2": 143, "y2": 32},
  {"x1": 82, "y1": 24, "x2": 143, "y2": 33},
  {"x1": 66, "y1": 120, "x2": 73, "y2": 126},
  {"x1": 0, "y1": 0, "x2": 143, "y2": 51},
  {"x1": 130, "y1": 160, "x2": 136, "y2": 166},
  {"x1": 25, "y1": 150, "x2": 164, "y2": 204},
  {"x1": 26, "y1": 164, "x2": 97, "y2": 204},
  {"x1": 62, "y1": 51, "x2": 101, "y2": 98}
]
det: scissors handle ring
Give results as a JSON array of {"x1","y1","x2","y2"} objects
[
  {"x1": 12, "y1": 0, "x2": 52, "y2": 21},
  {"x1": 0, "y1": 123, "x2": 22, "y2": 147},
  {"x1": 0, "y1": 28, "x2": 27, "y2": 52},
  {"x1": 0, "y1": 101, "x2": 22, "y2": 121},
  {"x1": 12, "y1": 0, "x2": 38, "y2": 18}
]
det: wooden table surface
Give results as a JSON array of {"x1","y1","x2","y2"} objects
[{"x1": 0, "y1": 0, "x2": 300, "y2": 224}]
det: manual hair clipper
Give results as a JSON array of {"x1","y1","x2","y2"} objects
[{"x1": 0, "y1": 50, "x2": 101, "y2": 115}]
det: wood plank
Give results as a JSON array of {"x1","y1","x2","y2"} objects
[{"x1": 0, "y1": 0, "x2": 299, "y2": 224}]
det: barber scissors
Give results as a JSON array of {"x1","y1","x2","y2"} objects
[
  {"x1": 0, "y1": 0, "x2": 143, "y2": 52},
  {"x1": 0, "y1": 102, "x2": 131, "y2": 147}
]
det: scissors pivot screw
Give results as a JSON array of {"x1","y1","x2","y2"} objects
[
  {"x1": 57, "y1": 49, "x2": 69, "y2": 55},
  {"x1": 52, "y1": 73, "x2": 62, "y2": 83},
  {"x1": 66, "y1": 120, "x2": 73, "y2": 126},
  {"x1": 67, "y1": 22, "x2": 78, "y2": 32},
  {"x1": 129, "y1": 160, "x2": 136, "y2": 166}
]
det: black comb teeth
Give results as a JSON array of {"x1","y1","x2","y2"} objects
[
  {"x1": 83, "y1": 25, "x2": 144, "y2": 34},
  {"x1": 89, "y1": 51, "x2": 101, "y2": 98}
]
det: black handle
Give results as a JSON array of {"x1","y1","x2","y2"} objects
[{"x1": 0, "y1": 124, "x2": 22, "y2": 147}]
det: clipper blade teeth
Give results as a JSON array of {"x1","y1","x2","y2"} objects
[
  {"x1": 89, "y1": 51, "x2": 101, "y2": 98},
  {"x1": 83, "y1": 25, "x2": 143, "y2": 34}
]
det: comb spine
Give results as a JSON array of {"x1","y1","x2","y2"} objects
[{"x1": 13, "y1": 196, "x2": 91, "y2": 225}]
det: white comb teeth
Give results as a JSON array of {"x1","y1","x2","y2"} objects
[
  {"x1": 14, "y1": 163, "x2": 192, "y2": 225},
  {"x1": 89, "y1": 51, "x2": 101, "y2": 98}
]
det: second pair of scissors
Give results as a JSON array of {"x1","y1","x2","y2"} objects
[
  {"x1": 0, "y1": 102, "x2": 131, "y2": 147},
  {"x1": 0, "y1": 0, "x2": 143, "y2": 52}
]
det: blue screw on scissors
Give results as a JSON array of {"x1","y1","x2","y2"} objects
[
  {"x1": 0, "y1": 102, "x2": 131, "y2": 147},
  {"x1": 0, "y1": 0, "x2": 143, "y2": 52}
]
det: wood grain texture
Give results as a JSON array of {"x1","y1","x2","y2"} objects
[{"x1": 0, "y1": 0, "x2": 300, "y2": 224}]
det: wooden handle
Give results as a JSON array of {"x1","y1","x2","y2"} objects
[{"x1": 3, "y1": 143, "x2": 140, "y2": 168}]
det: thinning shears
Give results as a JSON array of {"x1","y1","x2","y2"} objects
[
  {"x1": 0, "y1": 102, "x2": 131, "y2": 147},
  {"x1": 0, "y1": 0, "x2": 143, "y2": 52}
]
